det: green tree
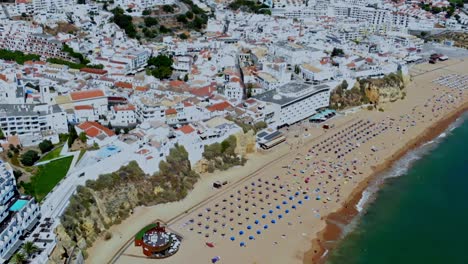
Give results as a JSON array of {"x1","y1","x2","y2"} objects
[
  {"x1": 38, "y1": 139, "x2": 53, "y2": 154},
  {"x1": 22, "y1": 241, "x2": 39, "y2": 257},
  {"x1": 162, "y1": 5, "x2": 174, "y2": 13},
  {"x1": 177, "y1": 14, "x2": 187, "y2": 23},
  {"x1": 142, "y1": 9, "x2": 151, "y2": 15},
  {"x1": 79, "y1": 132, "x2": 87, "y2": 143},
  {"x1": 144, "y1": 16, "x2": 158, "y2": 27},
  {"x1": 253, "y1": 121, "x2": 267, "y2": 131},
  {"x1": 148, "y1": 55, "x2": 173, "y2": 79},
  {"x1": 0, "y1": 127, "x2": 4, "y2": 139},
  {"x1": 20, "y1": 150, "x2": 39, "y2": 166},
  {"x1": 179, "y1": 33, "x2": 188, "y2": 39},
  {"x1": 159, "y1": 25, "x2": 170, "y2": 34},
  {"x1": 186, "y1": 11, "x2": 194, "y2": 19},
  {"x1": 9, "y1": 252, "x2": 26, "y2": 264},
  {"x1": 68, "y1": 125, "x2": 78, "y2": 147},
  {"x1": 331, "y1": 48, "x2": 344, "y2": 57},
  {"x1": 184, "y1": 74, "x2": 189, "y2": 82},
  {"x1": 111, "y1": 7, "x2": 137, "y2": 38}
]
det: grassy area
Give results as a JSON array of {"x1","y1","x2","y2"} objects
[
  {"x1": 22, "y1": 156, "x2": 73, "y2": 201},
  {"x1": 77, "y1": 149, "x2": 87, "y2": 162},
  {"x1": 38, "y1": 145, "x2": 63, "y2": 162}
]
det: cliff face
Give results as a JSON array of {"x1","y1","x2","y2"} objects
[
  {"x1": 330, "y1": 72, "x2": 408, "y2": 110},
  {"x1": 194, "y1": 131, "x2": 256, "y2": 174},
  {"x1": 51, "y1": 145, "x2": 199, "y2": 263},
  {"x1": 361, "y1": 72, "x2": 407, "y2": 104}
]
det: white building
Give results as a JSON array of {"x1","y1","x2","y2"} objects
[
  {"x1": 110, "y1": 104, "x2": 137, "y2": 127},
  {"x1": 255, "y1": 82, "x2": 331, "y2": 127},
  {"x1": 0, "y1": 104, "x2": 67, "y2": 146},
  {"x1": 0, "y1": 160, "x2": 41, "y2": 263}
]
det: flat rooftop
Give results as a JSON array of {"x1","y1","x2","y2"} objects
[{"x1": 254, "y1": 82, "x2": 330, "y2": 106}]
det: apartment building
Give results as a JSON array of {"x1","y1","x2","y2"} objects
[
  {"x1": 255, "y1": 82, "x2": 331, "y2": 127},
  {"x1": 110, "y1": 104, "x2": 137, "y2": 127},
  {"x1": 0, "y1": 104, "x2": 67, "y2": 145},
  {"x1": 0, "y1": 160, "x2": 41, "y2": 263}
]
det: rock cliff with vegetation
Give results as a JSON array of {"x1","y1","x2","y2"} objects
[
  {"x1": 50, "y1": 144, "x2": 198, "y2": 262},
  {"x1": 330, "y1": 71, "x2": 408, "y2": 110}
]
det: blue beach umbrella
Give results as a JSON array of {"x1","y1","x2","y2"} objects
[
  {"x1": 276, "y1": 205, "x2": 281, "y2": 209},
  {"x1": 249, "y1": 235, "x2": 254, "y2": 240},
  {"x1": 271, "y1": 219, "x2": 276, "y2": 224},
  {"x1": 255, "y1": 220, "x2": 259, "y2": 224},
  {"x1": 292, "y1": 205, "x2": 297, "y2": 209},
  {"x1": 289, "y1": 196, "x2": 294, "y2": 200},
  {"x1": 230, "y1": 236, "x2": 235, "y2": 241},
  {"x1": 278, "y1": 214, "x2": 283, "y2": 219},
  {"x1": 264, "y1": 224, "x2": 269, "y2": 229},
  {"x1": 295, "y1": 191, "x2": 300, "y2": 196},
  {"x1": 247, "y1": 225, "x2": 252, "y2": 230},
  {"x1": 239, "y1": 230, "x2": 244, "y2": 235},
  {"x1": 285, "y1": 210, "x2": 290, "y2": 214},
  {"x1": 240, "y1": 242, "x2": 245, "y2": 247},
  {"x1": 282, "y1": 201, "x2": 288, "y2": 205},
  {"x1": 262, "y1": 214, "x2": 267, "y2": 219},
  {"x1": 305, "y1": 195, "x2": 310, "y2": 200},
  {"x1": 298, "y1": 200, "x2": 303, "y2": 205},
  {"x1": 269, "y1": 209, "x2": 273, "y2": 214},
  {"x1": 256, "y1": 230, "x2": 262, "y2": 235}
]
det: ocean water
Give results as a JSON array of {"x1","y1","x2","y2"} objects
[{"x1": 327, "y1": 114, "x2": 468, "y2": 264}]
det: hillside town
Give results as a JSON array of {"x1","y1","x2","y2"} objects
[{"x1": 0, "y1": 0, "x2": 466, "y2": 262}]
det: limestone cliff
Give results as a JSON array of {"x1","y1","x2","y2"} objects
[
  {"x1": 50, "y1": 145, "x2": 199, "y2": 263},
  {"x1": 330, "y1": 72, "x2": 408, "y2": 110}
]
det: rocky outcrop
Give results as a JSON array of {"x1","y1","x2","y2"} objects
[
  {"x1": 330, "y1": 72, "x2": 408, "y2": 110},
  {"x1": 52, "y1": 145, "x2": 199, "y2": 263}
]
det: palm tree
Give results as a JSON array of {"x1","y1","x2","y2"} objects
[
  {"x1": 22, "y1": 241, "x2": 39, "y2": 257},
  {"x1": 9, "y1": 252, "x2": 26, "y2": 264}
]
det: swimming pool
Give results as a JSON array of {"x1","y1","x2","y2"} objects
[
  {"x1": 9, "y1": 199, "x2": 28, "y2": 212},
  {"x1": 96, "y1": 145, "x2": 121, "y2": 159}
]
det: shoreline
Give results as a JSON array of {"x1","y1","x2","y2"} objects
[{"x1": 304, "y1": 102, "x2": 468, "y2": 264}]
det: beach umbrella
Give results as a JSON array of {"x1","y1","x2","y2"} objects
[
  {"x1": 298, "y1": 200, "x2": 303, "y2": 205},
  {"x1": 269, "y1": 209, "x2": 273, "y2": 214},
  {"x1": 295, "y1": 192, "x2": 300, "y2": 196},
  {"x1": 249, "y1": 235, "x2": 254, "y2": 240},
  {"x1": 212, "y1": 256, "x2": 221, "y2": 263},
  {"x1": 305, "y1": 195, "x2": 310, "y2": 200},
  {"x1": 282, "y1": 201, "x2": 287, "y2": 205},
  {"x1": 240, "y1": 242, "x2": 245, "y2": 247},
  {"x1": 262, "y1": 214, "x2": 266, "y2": 219},
  {"x1": 255, "y1": 220, "x2": 259, "y2": 224},
  {"x1": 285, "y1": 210, "x2": 290, "y2": 214},
  {"x1": 289, "y1": 196, "x2": 294, "y2": 200},
  {"x1": 292, "y1": 205, "x2": 297, "y2": 209},
  {"x1": 239, "y1": 230, "x2": 244, "y2": 235},
  {"x1": 264, "y1": 224, "x2": 269, "y2": 229},
  {"x1": 247, "y1": 225, "x2": 252, "y2": 230},
  {"x1": 230, "y1": 236, "x2": 235, "y2": 241},
  {"x1": 276, "y1": 205, "x2": 281, "y2": 209},
  {"x1": 271, "y1": 219, "x2": 276, "y2": 224},
  {"x1": 278, "y1": 214, "x2": 283, "y2": 219}
]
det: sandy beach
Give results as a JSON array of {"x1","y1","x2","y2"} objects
[{"x1": 86, "y1": 59, "x2": 468, "y2": 264}]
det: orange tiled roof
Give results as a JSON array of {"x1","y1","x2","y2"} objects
[
  {"x1": 70, "y1": 89, "x2": 105, "y2": 101},
  {"x1": 207, "y1": 101, "x2": 232, "y2": 112},
  {"x1": 74, "y1": 105, "x2": 94, "y2": 110},
  {"x1": 77, "y1": 121, "x2": 115, "y2": 138},
  {"x1": 165, "y1": 108, "x2": 177, "y2": 115},
  {"x1": 178, "y1": 125, "x2": 195, "y2": 134},
  {"x1": 115, "y1": 81, "x2": 133, "y2": 89},
  {"x1": 80, "y1": 68, "x2": 108, "y2": 75}
]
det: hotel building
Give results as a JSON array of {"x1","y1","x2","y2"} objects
[{"x1": 0, "y1": 160, "x2": 41, "y2": 263}]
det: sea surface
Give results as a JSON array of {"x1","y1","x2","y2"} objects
[{"x1": 327, "y1": 113, "x2": 468, "y2": 264}]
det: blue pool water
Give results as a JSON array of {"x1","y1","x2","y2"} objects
[
  {"x1": 9, "y1": 199, "x2": 28, "y2": 211},
  {"x1": 97, "y1": 145, "x2": 121, "y2": 159}
]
